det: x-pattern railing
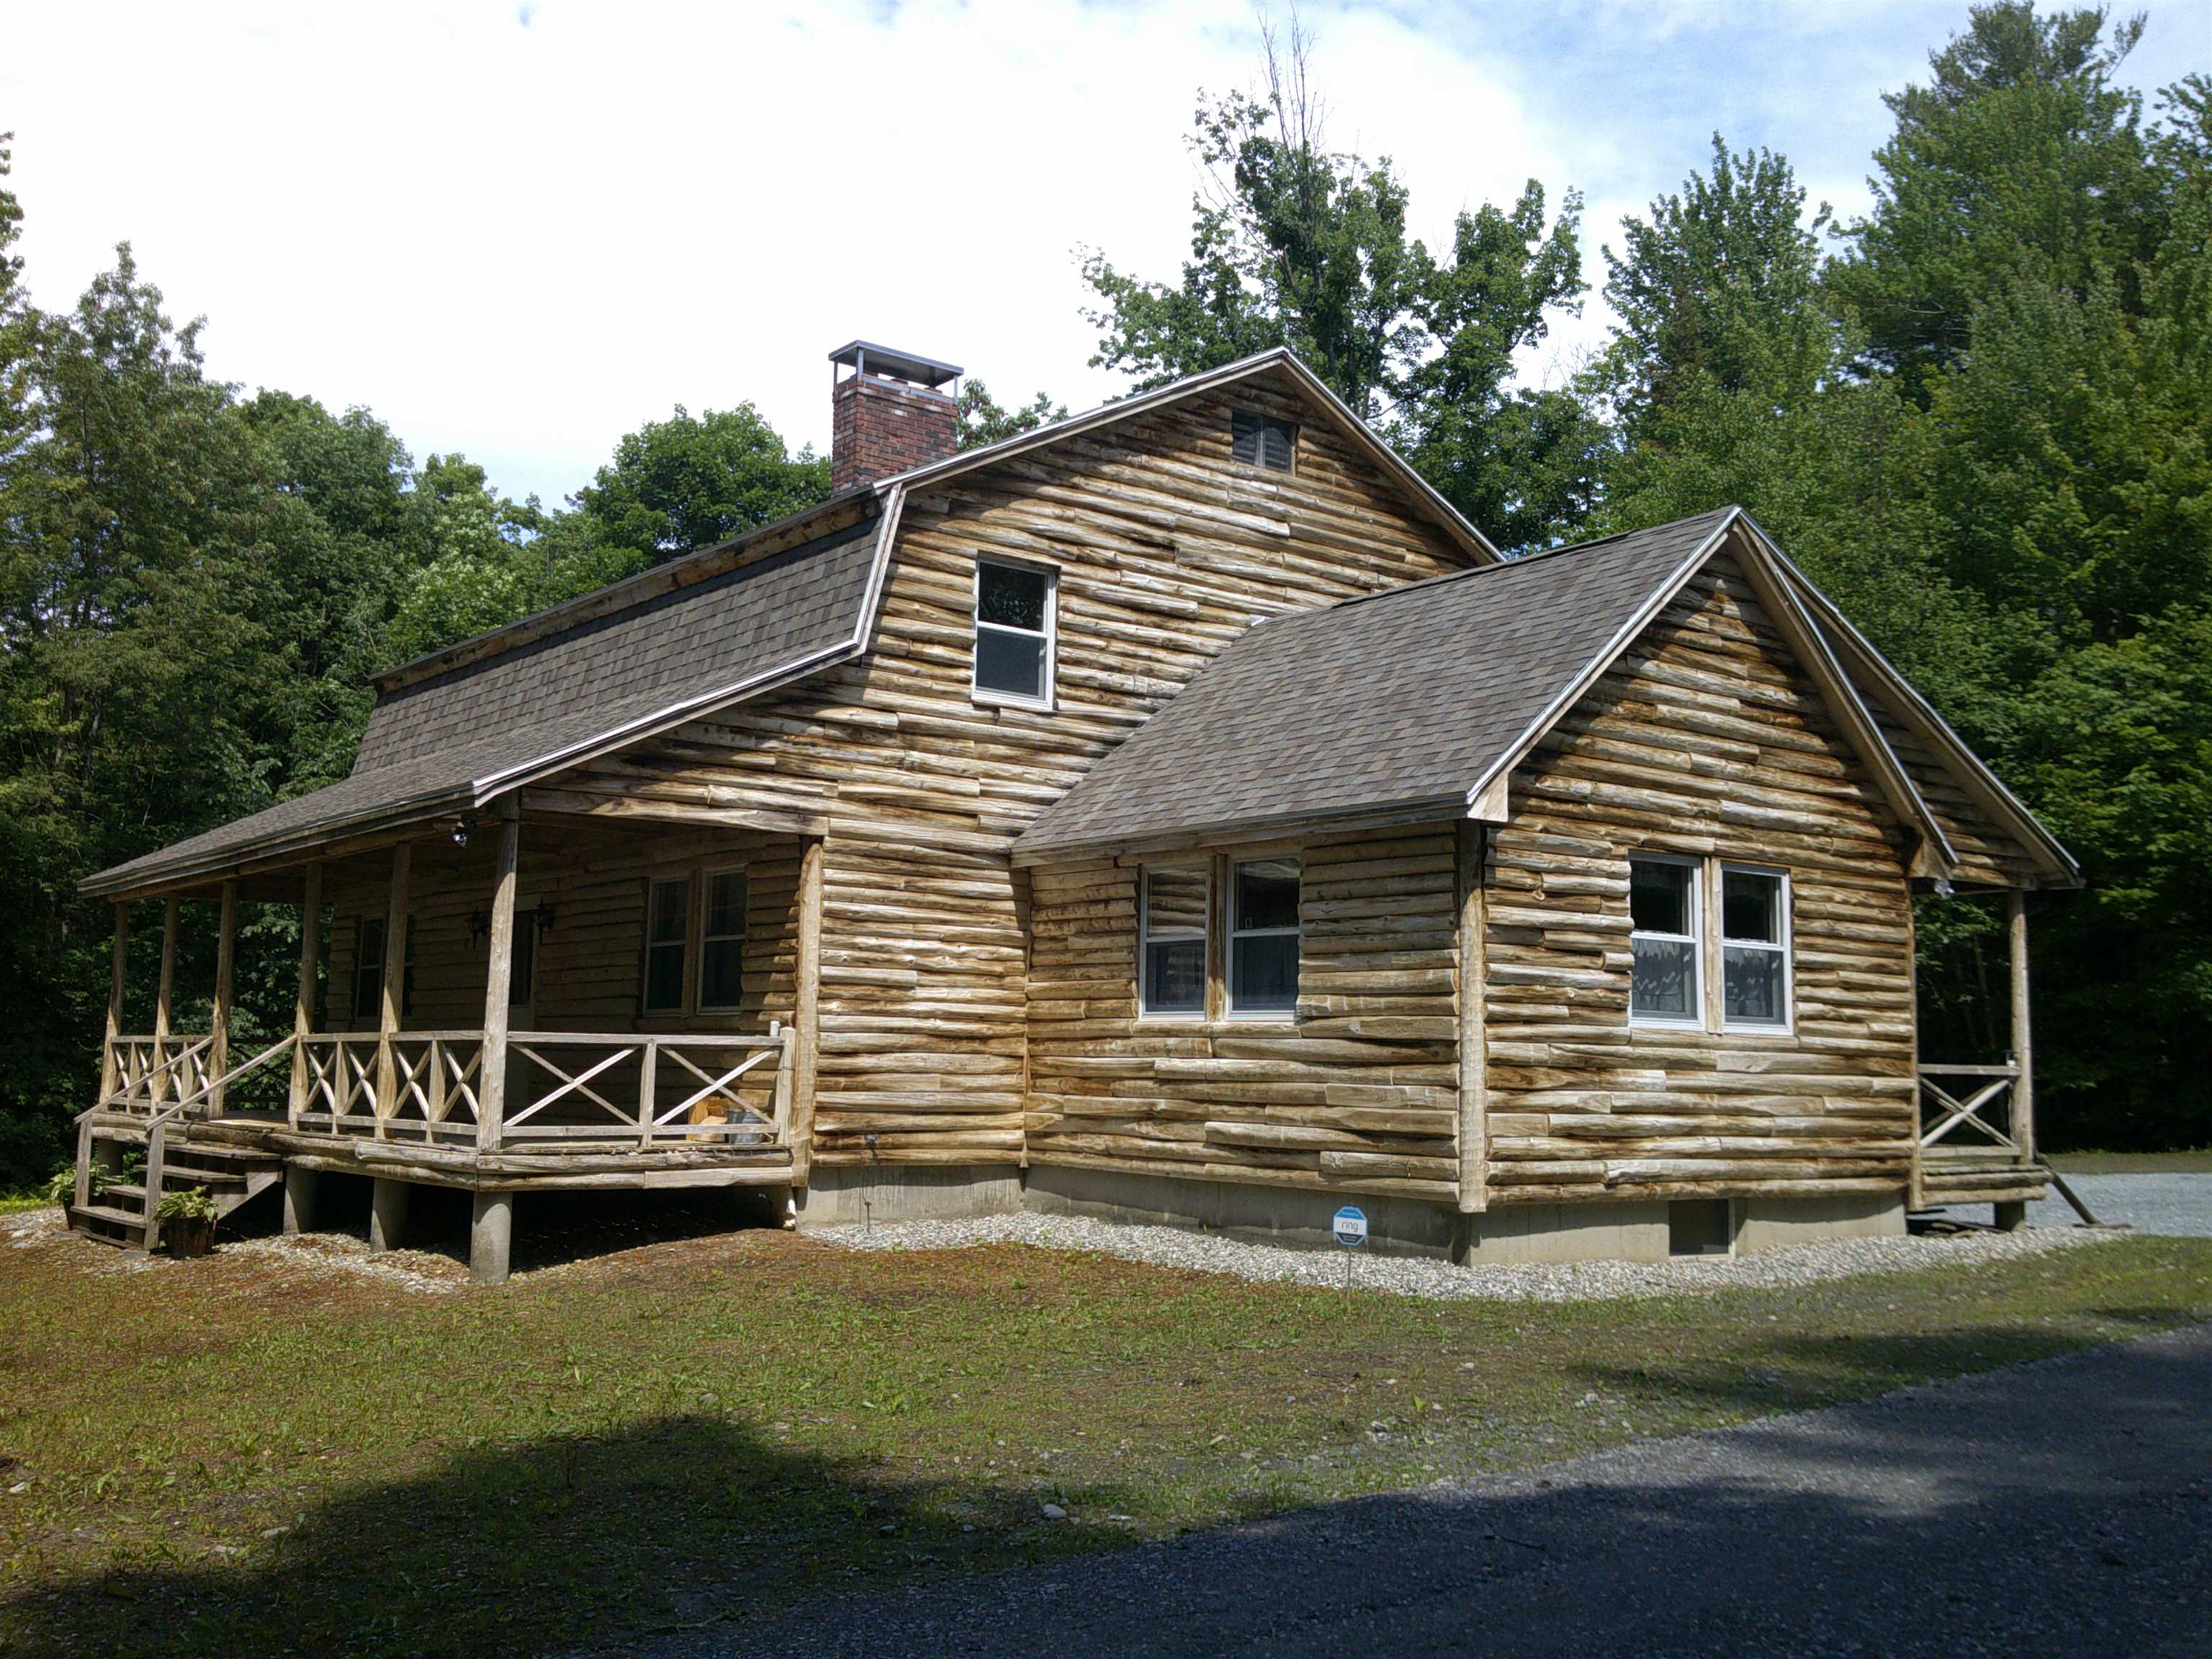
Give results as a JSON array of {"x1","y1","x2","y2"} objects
[{"x1": 1917, "y1": 1062, "x2": 2021, "y2": 1154}]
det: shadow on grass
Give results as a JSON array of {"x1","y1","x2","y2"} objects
[
  {"x1": 4, "y1": 1413, "x2": 1131, "y2": 1659},
  {"x1": 1566, "y1": 1306, "x2": 2198, "y2": 1419}
]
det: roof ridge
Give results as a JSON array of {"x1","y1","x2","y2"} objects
[{"x1": 1325, "y1": 505, "x2": 1743, "y2": 615}]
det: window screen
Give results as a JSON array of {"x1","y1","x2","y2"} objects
[
  {"x1": 1141, "y1": 865, "x2": 1208, "y2": 1016},
  {"x1": 644, "y1": 876, "x2": 690, "y2": 1012},
  {"x1": 700, "y1": 871, "x2": 747, "y2": 1011},
  {"x1": 1231, "y1": 410, "x2": 1298, "y2": 472},
  {"x1": 1721, "y1": 868, "x2": 1788, "y2": 1027},
  {"x1": 1629, "y1": 858, "x2": 1699, "y2": 1022},
  {"x1": 974, "y1": 560, "x2": 1054, "y2": 703},
  {"x1": 1231, "y1": 858, "x2": 1300, "y2": 1013}
]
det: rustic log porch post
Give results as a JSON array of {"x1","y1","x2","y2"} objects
[
  {"x1": 208, "y1": 881, "x2": 238, "y2": 1115},
  {"x1": 284, "y1": 863, "x2": 323, "y2": 1235},
  {"x1": 1995, "y1": 889, "x2": 2036, "y2": 1231},
  {"x1": 470, "y1": 799, "x2": 521, "y2": 1285},
  {"x1": 99, "y1": 902, "x2": 128, "y2": 1104},
  {"x1": 150, "y1": 895, "x2": 179, "y2": 1105},
  {"x1": 369, "y1": 843, "x2": 412, "y2": 1252},
  {"x1": 788, "y1": 834, "x2": 824, "y2": 1189}
]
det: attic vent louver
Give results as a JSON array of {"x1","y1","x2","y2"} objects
[{"x1": 1231, "y1": 410, "x2": 1297, "y2": 472}]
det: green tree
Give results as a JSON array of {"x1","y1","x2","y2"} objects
[
  {"x1": 566, "y1": 403, "x2": 828, "y2": 562},
  {"x1": 957, "y1": 380, "x2": 1068, "y2": 450},
  {"x1": 1828, "y1": 1, "x2": 2162, "y2": 392}
]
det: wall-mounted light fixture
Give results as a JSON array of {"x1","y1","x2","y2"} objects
[
  {"x1": 534, "y1": 903, "x2": 557, "y2": 936},
  {"x1": 451, "y1": 813, "x2": 478, "y2": 847},
  {"x1": 467, "y1": 908, "x2": 490, "y2": 948}
]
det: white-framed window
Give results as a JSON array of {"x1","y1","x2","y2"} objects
[
  {"x1": 642, "y1": 876, "x2": 691, "y2": 1013},
  {"x1": 973, "y1": 559, "x2": 1056, "y2": 706},
  {"x1": 1139, "y1": 864, "x2": 1209, "y2": 1017},
  {"x1": 698, "y1": 868, "x2": 747, "y2": 1012},
  {"x1": 1229, "y1": 857, "x2": 1300, "y2": 1015},
  {"x1": 1719, "y1": 865, "x2": 1790, "y2": 1029},
  {"x1": 1629, "y1": 855, "x2": 1701, "y2": 1025}
]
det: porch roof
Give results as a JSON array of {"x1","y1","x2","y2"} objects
[{"x1": 82, "y1": 505, "x2": 886, "y2": 898}]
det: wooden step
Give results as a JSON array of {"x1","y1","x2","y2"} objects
[
  {"x1": 70, "y1": 1202, "x2": 148, "y2": 1236},
  {"x1": 161, "y1": 1164, "x2": 252, "y2": 1189}
]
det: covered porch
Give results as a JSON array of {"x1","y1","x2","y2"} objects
[{"x1": 74, "y1": 790, "x2": 827, "y2": 1282}]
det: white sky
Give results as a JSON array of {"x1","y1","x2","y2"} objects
[{"x1": 3, "y1": 0, "x2": 2203, "y2": 506}]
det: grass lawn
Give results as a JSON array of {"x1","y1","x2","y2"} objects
[
  {"x1": 2048, "y1": 1148, "x2": 2212, "y2": 1173},
  {"x1": 1, "y1": 1210, "x2": 2207, "y2": 1658}
]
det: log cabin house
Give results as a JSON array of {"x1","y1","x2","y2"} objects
[{"x1": 71, "y1": 341, "x2": 2078, "y2": 1282}]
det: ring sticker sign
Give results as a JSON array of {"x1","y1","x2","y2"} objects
[{"x1": 1332, "y1": 1206, "x2": 1368, "y2": 1248}]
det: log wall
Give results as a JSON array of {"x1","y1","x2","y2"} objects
[
  {"x1": 502, "y1": 374, "x2": 1474, "y2": 1168},
  {"x1": 1022, "y1": 827, "x2": 1464, "y2": 1202},
  {"x1": 1482, "y1": 553, "x2": 1921, "y2": 1205}
]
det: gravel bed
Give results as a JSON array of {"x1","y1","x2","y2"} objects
[{"x1": 817, "y1": 1210, "x2": 2104, "y2": 1302}]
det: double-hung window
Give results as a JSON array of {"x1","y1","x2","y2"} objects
[
  {"x1": 1720, "y1": 866, "x2": 1789, "y2": 1028},
  {"x1": 698, "y1": 869, "x2": 747, "y2": 1012},
  {"x1": 354, "y1": 917, "x2": 385, "y2": 1023},
  {"x1": 974, "y1": 559, "x2": 1055, "y2": 706},
  {"x1": 1230, "y1": 858, "x2": 1300, "y2": 1015},
  {"x1": 1629, "y1": 856, "x2": 1701, "y2": 1025},
  {"x1": 643, "y1": 876, "x2": 691, "y2": 1013},
  {"x1": 1140, "y1": 866, "x2": 1209, "y2": 1017}
]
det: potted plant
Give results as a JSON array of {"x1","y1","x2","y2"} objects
[{"x1": 156, "y1": 1187, "x2": 220, "y2": 1258}]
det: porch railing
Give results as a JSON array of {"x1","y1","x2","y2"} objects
[
  {"x1": 293, "y1": 1026, "x2": 793, "y2": 1155},
  {"x1": 1916, "y1": 1061, "x2": 2026, "y2": 1159}
]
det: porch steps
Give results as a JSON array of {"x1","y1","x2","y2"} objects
[{"x1": 66, "y1": 1121, "x2": 284, "y2": 1252}]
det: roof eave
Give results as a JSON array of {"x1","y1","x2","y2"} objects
[{"x1": 1012, "y1": 791, "x2": 1473, "y2": 868}]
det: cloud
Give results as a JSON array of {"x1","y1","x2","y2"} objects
[{"x1": 0, "y1": 0, "x2": 2198, "y2": 505}]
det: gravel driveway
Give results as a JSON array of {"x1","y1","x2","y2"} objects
[
  {"x1": 2028, "y1": 1172, "x2": 2212, "y2": 1236},
  {"x1": 608, "y1": 1323, "x2": 2212, "y2": 1659}
]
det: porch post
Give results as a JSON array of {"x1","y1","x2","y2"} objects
[
  {"x1": 208, "y1": 881, "x2": 238, "y2": 1115},
  {"x1": 151, "y1": 895, "x2": 179, "y2": 1105},
  {"x1": 289, "y1": 861, "x2": 323, "y2": 1130},
  {"x1": 476, "y1": 799, "x2": 520, "y2": 1155},
  {"x1": 2009, "y1": 889, "x2": 2034, "y2": 1164},
  {"x1": 99, "y1": 902, "x2": 128, "y2": 1103},
  {"x1": 1455, "y1": 822, "x2": 1489, "y2": 1218},
  {"x1": 374, "y1": 842, "x2": 412, "y2": 1133},
  {"x1": 788, "y1": 834, "x2": 824, "y2": 1187}
]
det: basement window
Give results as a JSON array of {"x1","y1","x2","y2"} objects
[
  {"x1": 1721, "y1": 866, "x2": 1790, "y2": 1029},
  {"x1": 1230, "y1": 858, "x2": 1301, "y2": 1015},
  {"x1": 974, "y1": 559, "x2": 1056, "y2": 706},
  {"x1": 1629, "y1": 856, "x2": 1701, "y2": 1025},
  {"x1": 1140, "y1": 865, "x2": 1210, "y2": 1017},
  {"x1": 1231, "y1": 410, "x2": 1298, "y2": 472}
]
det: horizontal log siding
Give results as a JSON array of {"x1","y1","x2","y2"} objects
[
  {"x1": 1483, "y1": 554, "x2": 1920, "y2": 1205},
  {"x1": 1024, "y1": 826, "x2": 1464, "y2": 1202},
  {"x1": 1869, "y1": 709, "x2": 2045, "y2": 889},
  {"x1": 541, "y1": 378, "x2": 1471, "y2": 1167}
]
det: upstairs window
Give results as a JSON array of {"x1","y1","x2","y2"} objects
[
  {"x1": 1230, "y1": 858, "x2": 1300, "y2": 1015},
  {"x1": 1140, "y1": 865, "x2": 1209, "y2": 1017},
  {"x1": 1720, "y1": 866, "x2": 1790, "y2": 1028},
  {"x1": 643, "y1": 876, "x2": 690, "y2": 1012},
  {"x1": 974, "y1": 559, "x2": 1055, "y2": 706},
  {"x1": 1629, "y1": 856, "x2": 1701, "y2": 1025},
  {"x1": 1231, "y1": 410, "x2": 1298, "y2": 472}
]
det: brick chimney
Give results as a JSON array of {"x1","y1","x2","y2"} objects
[{"x1": 828, "y1": 341, "x2": 962, "y2": 492}]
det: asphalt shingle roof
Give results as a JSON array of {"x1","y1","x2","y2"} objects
[
  {"x1": 1017, "y1": 508, "x2": 1739, "y2": 858},
  {"x1": 84, "y1": 510, "x2": 883, "y2": 894}
]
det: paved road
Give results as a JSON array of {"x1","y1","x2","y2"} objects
[
  {"x1": 616, "y1": 1323, "x2": 2212, "y2": 1659},
  {"x1": 2028, "y1": 1172, "x2": 2212, "y2": 1236}
]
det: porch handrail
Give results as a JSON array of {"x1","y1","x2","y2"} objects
[
  {"x1": 288, "y1": 1026, "x2": 793, "y2": 1156},
  {"x1": 1916, "y1": 1061, "x2": 2023, "y2": 1155}
]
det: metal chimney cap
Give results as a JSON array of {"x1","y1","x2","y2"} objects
[{"x1": 828, "y1": 340, "x2": 963, "y2": 389}]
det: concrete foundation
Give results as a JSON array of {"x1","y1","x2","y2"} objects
[
  {"x1": 470, "y1": 1191, "x2": 513, "y2": 1286},
  {"x1": 793, "y1": 1163, "x2": 1023, "y2": 1230},
  {"x1": 1024, "y1": 1164, "x2": 1461, "y2": 1256},
  {"x1": 368, "y1": 1177, "x2": 408, "y2": 1254},
  {"x1": 1737, "y1": 1191, "x2": 1907, "y2": 1252},
  {"x1": 1459, "y1": 1200, "x2": 1674, "y2": 1264}
]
